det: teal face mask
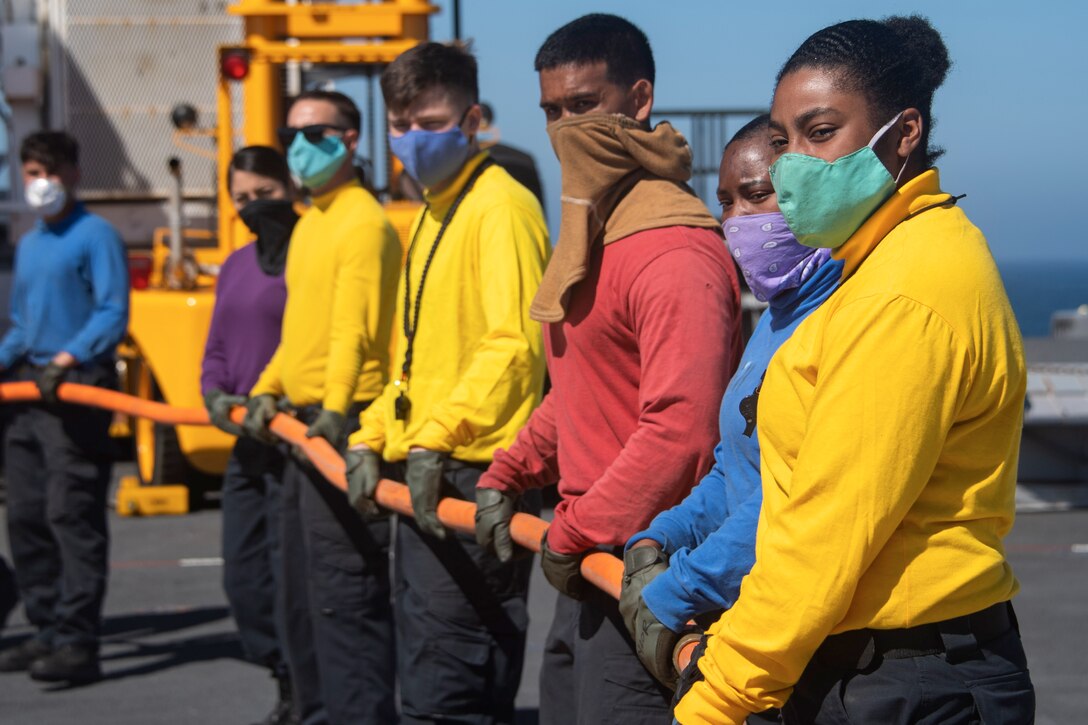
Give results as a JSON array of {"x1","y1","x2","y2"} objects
[
  {"x1": 769, "y1": 112, "x2": 907, "y2": 249},
  {"x1": 286, "y1": 132, "x2": 348, "y2": 191}
]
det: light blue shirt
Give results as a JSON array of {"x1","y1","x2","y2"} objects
[
  {"x1": 0, "y1": 203, "x2": 129, "y2": 368},
  {"x1": 629, "y1": 256, "x2": 843, "y2": 631}
]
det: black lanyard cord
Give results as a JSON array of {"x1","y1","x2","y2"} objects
[{"x1": 399, "y1": 158, "x2": 494, "y2": 391}]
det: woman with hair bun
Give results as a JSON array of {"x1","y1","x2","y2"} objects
[{"x1": 675, "y1": 16, "x2": 1035, "y2": 725}]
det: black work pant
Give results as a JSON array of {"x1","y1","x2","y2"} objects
[
  {"x1": 393, "y1": 460, "x2": 536, "y2": 725},
  {"x1": 3, "y1": 364, "x2": 114, "y2": 649},
  {"x1": 280, "y1": 404, "x2": 395, "y2": 725},
  {"x1": 782, "y1": 605, "x2": 1035, "y2": 724},
  {"x1": 221, "y1": 436, "x2": 287, "y2": 672},
  {"x1": 1, "y1": 554, "x2": 17, "y2": 629},
  {"x1": 540, "y1": 588, "x2": 672, "y2": 724},
  {"x1": 279, "y1": 455, "x2": 324, "y2": 725}
]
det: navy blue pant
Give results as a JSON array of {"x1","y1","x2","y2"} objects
[
  {"x1": 280, "y1": 405, "x2": 395, "y2": 725},
  {"x1": 783, "y1": 610, "x2": 1035, "y2": 724},
  {"x1": 279, "y1": 456, "x2": 324, "y2": 724},
  {"x1": 0, "y1": 554, "x2": 17, "y2": 630},
  {"x1": 221, "y1": 437, "x2": 286, "y2": 672},
  {"x1": 393, "y1": 460, "x2": 536, "y2": 725},
  {"x1": 540, "y1": 589, "x2": 672, "y2": 725},
  {"x1": 3, "y1": 364, "x2": 114, "y2": 649}
]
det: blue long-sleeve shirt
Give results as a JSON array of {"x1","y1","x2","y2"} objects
[
  {"x1": 628, "y1": 256, "x2": 843, "y2": 632},
  {"x1": 0, "y1": 204, "x2": 129, "y2": 368}
]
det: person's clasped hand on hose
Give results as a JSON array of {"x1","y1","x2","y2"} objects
[
  {"x1": 204, "y1": 389, "x2": 246, "y2": 436},
  {"x1": 539, "y1": 531, "x2": 587, "y2": 600},
  {"x1": 405, "y1": 447, "x2": 449, "y2": 539},
  {"x1": 344, "y1": 444, "x2": 382, "y2": 517},
  {"x1": 475, "y1": 487, "x2": 519, "y2": 563},
  {"x1": 304, "y1": 408, "x2": 346, "y2": 447},
  {"x1": 619, "y1": 539, "x2": 678, "y2": 688},
  {"x1": 36, "y1": 351, "x2": 77, "y2": 405},
  {"x1": 242, "y1": 394, "x2": 279, "y2": 444}
]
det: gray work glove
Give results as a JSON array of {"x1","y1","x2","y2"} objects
[
  {"x1": 475, "y1": 487, "x2": 517, "y2": 563},
  {"x1": 242, "y1": 394, "x2": 279, "y2": 444},
  {"x1": 620, "y1": 543, "x2": 679, "y2": 688},
  {"x1": 36, "y1": 362, "x2": 68, "y2": 405},
  {"x1": 540, "y1": 532, "x2": 586, "y2": 600},
  {"x1": 344, "y1": 447, "x2": 382, "y2": 517},
  {"x1": 406, "y1": 449, "x2": 449, "y2": 540},
  {"x1": 304, "y1": 409, "x2": 346, "y2": 447},
  {"x1": 203, "y1": 388, "x2": 245, "y2": 436}
]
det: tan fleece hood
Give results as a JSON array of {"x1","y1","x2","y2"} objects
[{"x1": 530, "y1": 113, "x2": 721, "y2": 323}]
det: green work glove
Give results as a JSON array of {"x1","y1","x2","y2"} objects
[
  {"x1": 242, "y1": 394, "x2": 279, "y2": 444},
  {"x1": 203, "y1": 388, "x2": 245, "y2": 436},
  {"x1": 540, "y1": 532, "x2": 586, "y2": 600},
  {"x1": 36, "y1": 362, "x2": 68, "y2": 405},
  {"x1": 475, "y1": 487, "x2": 518, "y2": 563},
  {"x1": 620, "y1": 543, "x2": 678, "y2": 688},
  {"x1": 405, "y1": 449, "x2": 448, "y2": 540},
  {"x1": 304, "y1": 409, "x2": 346, "y2": 447},
  {"x1": 344, "y1": 447, "x2": 382, "y2": 517}
]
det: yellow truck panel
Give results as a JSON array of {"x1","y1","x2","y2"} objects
[{"x1": 128, "y1": 287, "x2": 235, "y2": 476}]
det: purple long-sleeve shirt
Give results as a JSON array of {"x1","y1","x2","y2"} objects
[{"x1": 201, "y1": 244, "x2": 286, "y2": 396}]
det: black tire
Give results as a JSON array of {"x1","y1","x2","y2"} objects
[{"x1": 145, "y1": 422, "x2": 188, "y2": 486}]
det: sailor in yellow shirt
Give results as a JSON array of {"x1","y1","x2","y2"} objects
[
  {"x1": 242, "y1": 91, "x2": 401, "y2": 724},
  {"x1": 345, "y1": 43, "x2": 548, "y2": 723},
  {"x1": 675, "y1": 17, "x2": 1035, "y2": 725}
]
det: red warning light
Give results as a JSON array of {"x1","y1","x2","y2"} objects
[
  {"x1": 129, "y1": 255, "x2": 152, "y2": 290},
  {"x1": 221, "y1": 50, "x2": 250, "y2": 81}
]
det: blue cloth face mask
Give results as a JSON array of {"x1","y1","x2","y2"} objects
[
  {"x1": 388, "y1": 124, "x2": 472, "y2": 190},
  {"x1": 769, "y1": 112, "x2": 908, "y2": 249},
  {"x1": 287, "y1": 132, "x2": 348, "y2": 191}
]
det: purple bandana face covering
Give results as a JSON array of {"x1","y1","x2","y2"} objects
[{"x1": 723, "y1": 211, "x2": 831, "y2": 302}]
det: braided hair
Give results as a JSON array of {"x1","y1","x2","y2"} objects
[{"x1": 777, "y1": 16, "x2": 951, "y2": 167}]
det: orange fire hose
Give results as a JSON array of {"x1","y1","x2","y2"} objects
[{"x1": 0, "y1": 381, "x2": 694, "y2": 670}]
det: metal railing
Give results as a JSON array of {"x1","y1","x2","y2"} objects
[{"x1": 651, "y1": 108, "x2": 766, "y2": 204}]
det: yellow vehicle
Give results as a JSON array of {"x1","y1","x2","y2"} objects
[{"x1": 117, "y1": 0, "x2": 437, "y2": 512}]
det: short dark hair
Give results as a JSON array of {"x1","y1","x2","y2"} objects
[
  {"x1": 777, "y1": 16, "x2": 951, "y2": 166},
  {"x1": 20, "y1": 131, "x2": 79, "y2": 172},
  {"x1": 479, "y1": 102, "x2": 495, "y2": 126},
  {"x1": 381, "y1": 42, "x2": 479, "y2": 113},
  {"x1": 724, "y1": 114, "x2": 770, "y2": 154},
  {"x1": 228, "y1": 145, "x2": 292, "y2": 192},
  {"x1": 534, "y1": 13, "x2": 654, "y2": 87},
  {"x1": 288, "y1": 90, "x2": 362, "y2": 134}
]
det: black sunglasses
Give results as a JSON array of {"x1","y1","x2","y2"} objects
[{"x1": 276, "y1": 124, "x2": 346, "y2": 149}]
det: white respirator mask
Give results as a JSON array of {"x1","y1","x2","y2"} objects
[{"x1": 25, "y1": 177, "x2": 68, "y2": 218}]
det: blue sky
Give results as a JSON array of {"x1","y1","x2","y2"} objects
[{"x1": 426, "y1": 0, "x2": 1088, "y2": 264}]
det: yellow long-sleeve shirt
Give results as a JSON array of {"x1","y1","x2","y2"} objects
[
  {"x1": 676, "y1": 170, "x2": 1026, "y2": 724},
  {"x1": 251, "y1": 181, "x2": 401, "y2": 413},
  {"x1": 349, "y1": 152, "x2": 549, "y2": 462}
]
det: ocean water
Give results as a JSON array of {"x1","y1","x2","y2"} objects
[{"x1": 997, "y1": 258, "x2": 1088, "y2": 338}]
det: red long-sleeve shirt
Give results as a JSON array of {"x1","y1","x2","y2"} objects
[{"x1": 478, "y1": 226, "x2": 741, "y2": 554}]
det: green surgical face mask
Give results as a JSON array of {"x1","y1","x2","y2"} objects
[{"x1": 769, "y1": 112, "x2": 907, "y2": 249}]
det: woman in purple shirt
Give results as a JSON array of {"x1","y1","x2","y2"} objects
[{"x1": 201, "y1": 146, "x2": 297, "y2": 725}]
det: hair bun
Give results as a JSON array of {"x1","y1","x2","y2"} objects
[{"x1": 884, "y1": 15, "x2": 951, "y2": 94}]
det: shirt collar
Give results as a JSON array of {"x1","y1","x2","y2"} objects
[
  {"x1": 37, "y1": 202, "x2": 86, "y2": 234},
  {"x1": 832, "y1": 169, "x2": 951, "y2": 279},
  {"x1": 423, "y1": 150, "x2": 490, "y2": 215},
  {"x1": 310, "y1": 179, "x2": 360, "y2": 212}
]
